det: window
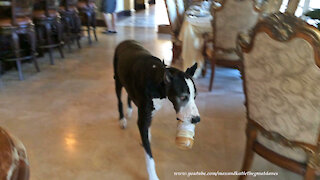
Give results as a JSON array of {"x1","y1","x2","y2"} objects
[
  {"x1": 280, "y1": 0, "x2": 306, "y2": 17},
  {"x1": 309, "y1": 0, "x2": 320, "y2": 9}
]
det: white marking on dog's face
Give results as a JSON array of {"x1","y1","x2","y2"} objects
[
  {"x1": 152, "y1": 98, "x2": 165, "y2": 117},
  {"x1": 176, "y1": 78, "x2": 200, "y2": 123},
  {"x1": 144, "y1": 151, "x2": 159, "y2": 180}
]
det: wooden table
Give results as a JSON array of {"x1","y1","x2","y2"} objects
[{"x1": 178, "y1": 2, "x2": 212, "y2": 78}]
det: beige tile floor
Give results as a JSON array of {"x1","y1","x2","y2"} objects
[{"x1": 0, "y1": 3, "x2": 306, "y2": 180}]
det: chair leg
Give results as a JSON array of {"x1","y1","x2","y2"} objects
[
  {"x1": 44, "y1": 23, "x2": 54, "y2": 65},
  {"x1": 239, "y1": 124, "x2": 257, "y2": 180},
  {"x1": 304, "y1": 166, "x2": 316, "y2": 180},
  {"x1": 209, "y1": 56, "x2": 216, "y2": 91},
  {"x1": 35, "y1": 26, "x2": 44, "y2": 57},
  {"x1": 28, "y1": 28, "x2": 40, "y2": 72},
  {"x1": 202, "y1": 60, "x2": 208, "y2": 77},
  {"x1": 16, "y1": 60, "x2": 23, "y2": 81},
  {"x1": 76, "y1": 37, "x2": 81, "y2": 49},
  {"x1": 56, "y1": 21, "x2": 65, "y2": 58},
  {"x1": 92, "y1": 12, "x2": 98, "y2": 42},
  {"x1": 172, "y1": 43, "x2": 181, "y2": 64},
  {"x1": 11, "y1": 31, "x2": 24, "y2": 80},
  {"x1": 86, "y1": 12, "x2": 92, "y2": 44}
]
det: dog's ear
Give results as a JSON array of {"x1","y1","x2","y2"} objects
[
  {"x1": 164, "y1": 68, "x2": 173, "y2": 84},
  {"x1": 185, "y1": 63, "x2": 198, "y2": 77}
]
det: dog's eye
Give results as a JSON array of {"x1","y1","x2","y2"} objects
[{"x1": 180, "y1": 95, "x2": 188, "y2": 101}]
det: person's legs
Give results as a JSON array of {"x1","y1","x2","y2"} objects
[
  {"x1": 110, "y1": 13, "x2": 116, "y2": 32},
  {"x1": 103, "y1": 13, "x2": 117, "y2": 33},
  {"x1": 103, "y1": 13, "x2": 111, "y2": 30}
]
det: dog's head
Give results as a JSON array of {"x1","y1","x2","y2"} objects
[{"x1": 164, "y1": 63, "x2": 200, "y2": 124}]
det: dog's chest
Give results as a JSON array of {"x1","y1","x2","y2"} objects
[{"x1": 152, "y1": 98, "x2": 166, "y2": 116}]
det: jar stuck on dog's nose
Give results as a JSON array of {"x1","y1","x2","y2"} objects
[{"x1": 175, "y1": 120, "x2": 195, "y2": 150}]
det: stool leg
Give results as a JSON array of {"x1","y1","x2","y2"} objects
[
  {"x1": 16, "y1": 60, "x2": 23, "y2": 80},
  {"x1": 92, "y1": 12, "x2": 98, "y2": 42},
  {"x1": 44, "y1": 23, "x2": 55, "y2": 65},
  {"x1": 56, "y1": 21, "x2": 65, "y2": 58},
  {"x1": 75, "y1": 14, "x2": 82, "y2": 48},
  {"x1": 28, "y1": 28, "x2": 40, "y2": 72},
  {"x1": 64, "y1": 16, "x2": 72, "y2": 52},
  {"x1": 11, "y1": 31, "x2": 24, "y2": 80},
  {"x1": 35, "y1": 26, "x2": 44, "y2": 57},
  {"x1": 86, "y1": 12, "x2": 92, "y2": 44}
]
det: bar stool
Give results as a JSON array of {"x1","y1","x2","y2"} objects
[
  {"x1": 77, "y1": 0, "x2": 97, "y2": 44},
  {"x1": 0, "y1": 0, "x2": 40, "y2": 80},
  {"x1": 33, "y1": 0, "x2": 64, "y2": 65},
  {"x1": 59, "y1": 0, "x2": 82, "y2": 51}
]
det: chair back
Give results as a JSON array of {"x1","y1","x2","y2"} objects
[
  {"x1": 0, "y1": 0, "x2": 33, "y2": 26},
  {"x1": 60, "y1": 0, "x2": 78, "y2": 11},
  {"x1": 13, "y1": 0, "x2": 33, "y2": 17},
  {"x1": 34, "y1": 0, "x2": 59, "y2": 12},
  {"x1": 164, "y1": 0, "x2": 181, "y2": 35},
  {"x1": 258, "y1": 0, "x2": 283, "y2": 15},
  {"x1": 239, "y1": 13, "x2": 320, "y2": 152},
  {"x1": 78, "y1": 0, "x2": 95, "y2": 6},
  {"x1": 176, "y1": 0, "x2": 185, "y2": 23},
  {"x1": 212, "y1": 0, "x2": 259, "y2": 50},
  {"x1": 285, "y1": 0, "x2": 299, "y2": 15},
  {"x1": 0, "y1": 1, "x2": 11, "y2": 19}
]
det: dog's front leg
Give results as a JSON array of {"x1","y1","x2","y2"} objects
[{"x1": 138, "y1": 108, "x2": 159, "y2": 180}]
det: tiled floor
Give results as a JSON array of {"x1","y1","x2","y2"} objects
[{"x1": 0, "y1": 2, "x2": 305, "y2": 180}]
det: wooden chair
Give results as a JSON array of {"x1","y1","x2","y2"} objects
[
  {"x1": 0, "y1": 127, "x2": 29, "y2": 180},
  {"x1": 33, "y1": 0, "x2": 65, "y2": 65},
  {"x1": 237, "y1": 12, "x2": 320, "y2": 180},
  {"x1": 77, "y1": 0, "x2": 97, "y2": 44},
  {"x1": 0, "y1": 0, "x2": 40, "y2": 80},
  {"x1": 286, "y1": 0, "x2": 300, "y2": 15},
  {"x1": 164, "y1": 0, "x2": 183, "y2": 64},
  {"x1": 59, "y1": 0, "x2": 82, "y2": 50},
  {"x1": 176, "y1": 0, "x2": 185, "y2": 23},
  {"x1": 203, "y1": 0, "x2": 259, "y2": 91}
]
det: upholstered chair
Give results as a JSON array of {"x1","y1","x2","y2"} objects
[
  {"x1": 0, "y1": 127, "x2": 29, "y2": 180},
  {"x1": 237, "y1": 12, "x2": 320, "y2": 180},
  {"x1": 164, "y1": 0, "x2": 183, "y2": 63},
  {"x1": 203, "y1": 0, "x2": 259, "y2": 91}
]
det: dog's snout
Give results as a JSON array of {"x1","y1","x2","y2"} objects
[{"x1": 191, "y1": 116, "x2": 200, "y2": 124}]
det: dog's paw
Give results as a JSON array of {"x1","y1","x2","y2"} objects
[
  {"x1": 119, "y1": 118, "x2": 127, "y2": 129},
  {"x1": 127, "y1": 107, "x2": 133, "y2": 118},
  {"x1": 148, "y1": 175, "x2": 159, "y2": 180}
]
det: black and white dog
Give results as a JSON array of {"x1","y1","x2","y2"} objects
[{"x1": 113, "y1": 40, "x2": 200, "y2": 180}]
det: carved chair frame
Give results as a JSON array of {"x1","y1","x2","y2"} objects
[{"x1": 237, "y1": 12, "x2": 320, "y2": 180}]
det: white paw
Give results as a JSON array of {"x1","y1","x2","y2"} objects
[
  {"x1": 149, "y1": 175, "x2": 159, "y2": 180},
  {"x1": 119, "y1": 118, "x2": 127, "y2": 129},
  {"x1": 127, "y1": 107, "x2": 133, "y2": 118}
]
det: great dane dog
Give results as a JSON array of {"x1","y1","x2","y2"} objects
[{"x1": 113, "y1": 40, "x2": 200, "y2": 180}]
